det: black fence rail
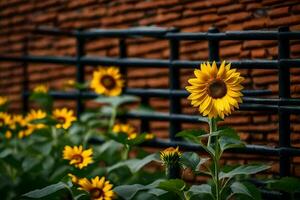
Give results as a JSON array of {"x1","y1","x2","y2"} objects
[{"x1": 1, "y1": 26, "x2": 300, "y2": 199}]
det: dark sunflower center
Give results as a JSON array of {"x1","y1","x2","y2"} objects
[
  {"x1": 0, "y1": 118, "x2": 4, "y2": 125},
  {"x1": 90, "y1": 188, "x2": 104, "y2": 199},
  {"x1": 101, "y1": 75, "x2": 116, "y2": 90},
  {"x1": 57, "y1": 117, "x2": 66, "y2": 124},
  {"x1": 72, "y1": 154, "x2": 83, "y2": 164},
  {"x1": 207, "y1": 79, "x2": 227, "y2": 99}
]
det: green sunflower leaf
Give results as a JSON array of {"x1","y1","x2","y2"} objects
[
  {"x1": 219, "y1": 164, "x2": 270, "y2": 180},
  {"x1": 22, "y1": 182, "x2": 72, "y2": 199},
  {"x1": 95, "y1": 95, "x2": 139, "y2": 107},
  {"x1": 176, "y1": 129, "x2": 207, "y2": 143}
]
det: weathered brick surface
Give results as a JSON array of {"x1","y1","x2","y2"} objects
[{"x1": 1, "y1": 0, "x2": 300, "y2": 175}]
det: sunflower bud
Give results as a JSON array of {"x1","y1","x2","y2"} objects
[{"x1": 160, "y1": 147, "x2": 181, "y2": 179}]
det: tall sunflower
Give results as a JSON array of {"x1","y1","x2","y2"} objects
[
  {"x1": 186, "y1": 61, "x2": 244, "y2": 119},
  {"x1": 112, "y1": 123, "x2": 137, "y2": 140},
  {"x1": 53, "y1": 108, "x2": 76, "y2": 129},
  {"x1": 63, "y1": 145, "x2": 93, "y2": 169},
  {"x1": 90, "y1": 67, "x2": 124, "y2": 96},
  {"x1": 78, "y1": 176, "x2": 114, "y2": 200}
]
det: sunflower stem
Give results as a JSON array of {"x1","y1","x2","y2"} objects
[
  {"x1": 207, "y1": 118, "x2": 216, "y2": 147},
  {"x1": 108, "y1": 106, "x2": 117, "y2": 132},
  {"x1": 51, "y1": 126, "x2": 58, "y2": 147},
  {"x1": 121, "y1": 144, "x2": 130, "y2": 160},
  {"x1": 208, "y1": 118, "x2": 221, "y2": 200}
]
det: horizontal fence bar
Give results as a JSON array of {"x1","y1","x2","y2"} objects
[
  {"x1": 79, "y1": 27, "x2": 174, "y2": 38},
  {"x1": 33, "y1": 27, "x2": 300, "y2": 41},
  {"x1": 33, "y1": 26, "x2": 76, "y2": 36},
  {"x1": 89, "y1": 137, "x2": 300, "y2": 156},
  {"x1": 23, "y1": 91, "x2": 300, "y2": 114},
  {"x1": 24, "y1": 90, "x2": 300, "y2": 106},
  {"x1": 2, "y1": 55, "x2": 300, "y2": 69},
  {"x1": 166, "y1": 31, "x2": 300, "y2": 40}
]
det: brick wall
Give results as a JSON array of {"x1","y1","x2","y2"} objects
[{"x1": 1, "y1": 0, "x2": 300, "y2": 175}]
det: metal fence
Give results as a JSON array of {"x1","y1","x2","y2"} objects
[{"x1": 1, "y1": 26, "x2": 300, "y2": 199}]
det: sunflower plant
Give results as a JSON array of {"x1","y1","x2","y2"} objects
[
  {"x1": 112, "y1": 61, "x2": 271, "y2": 200},
  {"x1": 2, "y1": 64, "x2": 300, "y2": 200}
]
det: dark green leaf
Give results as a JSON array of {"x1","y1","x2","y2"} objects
[
  {"x1": 267, "y1": 177, "x2": 300, "y2": 193},
  {"x1": 218, "y1": 128, "x2": 245, "y2": 152},
  {"x1": 185, "y1": 184, "x2": 213, "y2": 200},
  {"x1": 22, "y1": 182, "x2": 71, "y2": 198},
  {"x1": 95, "y1": 95, "x2": 139, "y2": 107},
  {"x1": 158, "y1": 179, "x2": 186, "y2": 198},
  {"x1": 180, "y1": 152, "x2": 209, "y2": 172},
  {"x1": 108, "y1": 153, "x2": 159, "y2": 173},
  {"x1": 230, "y1": 182, "x2": 253, "y2": 199},
  {"x1": 114, "y1": 180, "x2": 162, "y2": 200},
  {"x1": 219, "y1": 164, "x2": 270, "y2": 180},
  {"x1": 176, "y1": 129, "x2": 207, "y2": 143},
  {"x1": 22, "y1": 157, "x2": 41, "y2": 172}
]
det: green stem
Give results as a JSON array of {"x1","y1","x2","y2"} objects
[
  {"x1": 51, "y1": 126, "x2": 58, "y2": 147},
  {"x1": 207, "y1": 118, "x2": 216, "y2": 147},
  {"x1": 208, "y1": 118, "x2": 221, "y2": 200},
  {"x1": 83, "y1": 129, "x2": 92, "y2": 148},
  {"x1": 108, "y1": 106, "x2": 117, "y2": 132},
  {"x1": 121, "y1": 144, "x2": 130, "y2": 160}
]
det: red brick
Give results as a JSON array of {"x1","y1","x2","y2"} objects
[
  {"x1": 268, "y1": 15, "x2": 300, "y2": 27},
  {"x1": 246, "y1": 3, "x2": 262, "y2": 11},
  {"x1": 217, "y1": 4, "x2": 244, "y2": 14},
  {"x1": 155, "y1": 13, "x2": 180, "y2": 24},
  {"x1": 243, "y1": 18, "x2": 268, "y2": 29},
  {"x1": 292, "y1": 4, "x2": 300, "y2": 13},
  {"x1": 227, "y1": 12, "x2": 252, "y2": 23},
  {"x1": 269, "y1": 6, "x2": 290, "y2": 18},
  {"x1": 183, "y1": 8, "x2": 216, "y2": 17},
  {"x1": 66, "y1": 0, "x2": 98, "y2": 9},
  {"x1": 262, "y1": 0, "x2": 284, "y2": 6},
  {"x1": 200, "y1": 14, "x2": 223, "y2": 23},
  {"x1": 243, "y1": 40, "x2": 276, "y2": 50},
  {"x1": 211, "y1": 0, "x2": 234, "y2": 7}
]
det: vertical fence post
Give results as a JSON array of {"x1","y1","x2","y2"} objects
[
  {"x1": 208, "y1": 27, "x2": 220, "y2": 61},
  {"x1": 168, "y1": 28, "x2": 181, "y2": 179},
  {"x1": 278, "y1": 26, "x2": 291, "y2": 177},
  {"x1": 22, "y1": 36, "x2": 29, "y2": 113},
  {"x1": 76, "y1": 31, "x2": 85, "y2": 117},
  {"x1": 169, "y1": 28, "x2": 181, "y2": 142}
]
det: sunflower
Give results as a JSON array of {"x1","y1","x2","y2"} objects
[
  {"x1": 112, "y1": 123, "x2": 137, "y2": 140},
  {"x1": 53, "y1": 108, "x2": 76, "y2": 129},
  {"x1": 68, "y1": 173, "x2": 80, "y2": 185},
  {"x1": 63, "y1": 145, "x2": 93, "y2": 169},
  {"x1": 18, "y1": 127, "x2": 34, "y2": 139},
  {"x1": 78, "y1": 176, "x2": 114, "y2": 200},
  {"x1": 33, "y1": 84, "x2": 48, "y2": 93},
  {"x1": 0, "y1": 96, "x2": 8, "y2": 106},
  {"x1": 90, "y1": 67, "x2": 124, "y2": 96},
  {"x1": 160, "y1": 147, "x2": 181, "y2": 165},
  {"x1": 186, "y1": 61, "x2": 244, "y2": 119},
  {"x1": 145, "y1": 133, "x2": 155, "y2": 140},
  {"x1": 5, "y1": 130, "x2": 12, "y2": 139},
  {"x1": 0, "y1": 112, "x2": 11, "y2": 127},
  {"x1": 26, "y1": 109, "x2": 47, "y2": 130},
  {"x1": 10, "y1": 114, "x2": 26, "y2": 130}
]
